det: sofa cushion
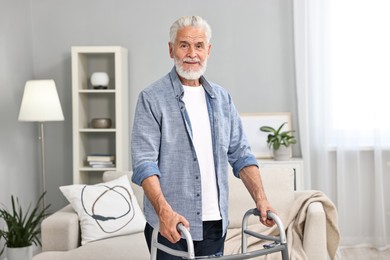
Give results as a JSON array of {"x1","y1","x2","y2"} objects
[
  {"x1": 60, "y1": 175, "x2": 146, "y2": 245},
  {"x1": 228, "y1": 167, "x2": 295, "y2": 229},
  {"x1": 33, "y1": 232, "x2": 150, "y2": 260},
  {"x1": 102, "y1": 171, "x2": 144, "y2": 207}
]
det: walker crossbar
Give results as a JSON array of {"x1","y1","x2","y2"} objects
[{"x1": 150, "y1": 209, "x2": 288, "y2": 260}]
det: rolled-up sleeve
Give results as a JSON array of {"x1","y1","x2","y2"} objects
[{"x1": 227, "y1": 99, "x2": 258, "y2": 177}]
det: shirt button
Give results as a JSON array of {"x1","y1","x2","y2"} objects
[
  {"x1": 193, "y1": 158, "x2": 197, "y2": 161},
  {"x1": 197, "y1": 193, "x2": 200, "y2": 197},
  {"x1": 195, "y1": 176, "x2": 199, "y2": 179},
  {"x1": 197, "y1": 212, "x2": 200, "y2": 215}
]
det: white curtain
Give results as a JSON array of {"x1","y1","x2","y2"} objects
[{"x1": 293, "y1": 0, "x2": 390, "y2": 246}]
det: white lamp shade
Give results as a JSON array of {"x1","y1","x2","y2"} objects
[{"x1": 18, "y1": 80, "x2": 65, "y2": 122}]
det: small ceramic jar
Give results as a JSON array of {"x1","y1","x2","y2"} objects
[
  {"x1": 90, "y1": 72, "x2": 109, "y2": 89},
  {"x1": 91, "y1": 118, "x2": 112, "y2": 128}
]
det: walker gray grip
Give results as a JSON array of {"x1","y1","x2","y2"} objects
[
  {"x1": 252, "y1": 208, "x2": 273, "y2": 220},
  {"x1": 177, "y1": 222, "x2": 186, "y2": 232}
]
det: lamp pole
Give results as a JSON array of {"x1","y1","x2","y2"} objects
[{"x1": 38, "y1": 122, "x2": 47, "y2": 211}]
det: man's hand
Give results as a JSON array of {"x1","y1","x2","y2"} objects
[
  {"x1": 256, "y1": 199, "x2": 276, "y2": 227},
  {"x1": 158, "y1": 208, "x2": 190, "y2": 243}
]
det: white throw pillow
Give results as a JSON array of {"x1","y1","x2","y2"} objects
[{"x1": 60, "y1": 175, "x2": 146, "y2": 245}]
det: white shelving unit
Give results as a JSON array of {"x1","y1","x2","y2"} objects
[
  {"x1": 258, "y1": 158, "x2": 304, "y2": 190},
  {"x1": 71, "y1": 46, "x2": 129, "y2": 184}
]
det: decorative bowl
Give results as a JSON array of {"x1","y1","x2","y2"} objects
[
  {"x1": 91, "y1": 118, "x2": 112, "y2": 128},
  {"x1": 90, "y1": 72, "x2": 109, "y2": 89}
]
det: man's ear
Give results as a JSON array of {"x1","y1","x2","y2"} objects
[
  {"x1": 207, "y1": 43, "x2": 212, "y2": 57},
  {"x1": 169, "y1": 42, "x2": 174, "y2": 58}
]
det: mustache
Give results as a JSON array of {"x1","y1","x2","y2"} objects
[{"x1": 182, "y1": 57, "x2": 200, "y2": 63}]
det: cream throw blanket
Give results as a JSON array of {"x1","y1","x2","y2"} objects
[{"x1": 225, "y1": 191, "x2": 340, "y2": 260}]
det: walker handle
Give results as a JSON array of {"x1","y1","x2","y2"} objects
[
  {"x1": 243, "y1": 208, "x2": 287, "y2": 244},
  {"x1": 150, "y1": 223, "x2": 195, "y2": 259},
  {"x1": 177, "y1": 223, "x2": 195, "y2": 258},
  {"x1": 252, "y1": 208, "x2": 273, "y2": 220},
  {"x1": 177, "y1": 223, "x2": 188, "y2": 234}
]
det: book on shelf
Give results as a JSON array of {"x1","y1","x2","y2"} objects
[
  {"x1": 88, "y1": 161, "x2": 114, "y2": 165},
  {"x1": 87, "y1": 154, "x2": 115, "y2": 162},
  {"x1": 89, "y1": 163, "x2": 116, "y2": 168}
]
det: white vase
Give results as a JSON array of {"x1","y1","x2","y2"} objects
[
  {"x1": 90, "y1": 72, "x2": 109, "y2": 88},
  {"x1": 6, "y1": 245, "x2": 33, "y2": 260},
  {"x1": 273, "y1": 146, "x2": 292, "y2": 161}
]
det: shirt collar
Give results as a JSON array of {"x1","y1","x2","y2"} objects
[{"x1": 169, "y1": 66, "x2": 216, "y2": 99}]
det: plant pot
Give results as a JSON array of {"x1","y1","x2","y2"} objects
[
  {"x1": 273, "y1": 146, "x2": 292, "y2": 161},
  {"x1": 6, "y1": 245, "x2": 33, "y2": 260}
]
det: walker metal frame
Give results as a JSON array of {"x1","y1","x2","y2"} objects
[{"x1": 150, "y1": 208, "x2": 288, "y2": 259}]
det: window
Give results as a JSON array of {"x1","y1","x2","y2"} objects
[{"x1": 326, "y1": 0, "x2": 390, "y2": 146}]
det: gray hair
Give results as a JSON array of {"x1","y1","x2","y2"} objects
[{"x1": 169, "y1": 16, "x2": 212, "y2": 44}]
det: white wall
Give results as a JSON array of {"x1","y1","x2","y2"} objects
[{"x1": 1, "y1": 0, "x2": 298, "y2": 216}]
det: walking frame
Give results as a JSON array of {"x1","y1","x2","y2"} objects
[{"x1": 151, "y1": 208, "x2": 289, "y2": 259}]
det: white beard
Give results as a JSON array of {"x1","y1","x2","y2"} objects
[{"x1": 174, "y1": 57, "x2": 208, "y2": 80}]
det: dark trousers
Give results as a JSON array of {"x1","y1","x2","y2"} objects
[{"x1": 144, "y1": 220, "x2": 226, "y2": 259}]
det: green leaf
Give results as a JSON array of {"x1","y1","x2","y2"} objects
[
  {"x1": 259, "y1": 122, "x2": 296, "y2": 151},
  {"x1": 275, "y1": 122, "x2": 287, "y2": 134},
  {"x1": 259, "y1": 126, "x2": 276, "y2": 133},
  {"x1": 0, "y1": 192, "x2": 49, "y2": 256}
]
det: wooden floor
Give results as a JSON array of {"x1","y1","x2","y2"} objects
[{"x1": 336, "y1": 245, "x2": 390, "y2": 260}]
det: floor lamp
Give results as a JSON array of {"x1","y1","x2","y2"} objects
[{"x1": 18, "y1": 80, "x2": 64, "y2": 210}]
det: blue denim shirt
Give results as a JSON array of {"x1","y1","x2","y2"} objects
[{"x1": 131, "y1": 67, "x2": 258, "y2": 240}]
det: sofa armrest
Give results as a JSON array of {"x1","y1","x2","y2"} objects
[
  {"x1": 302, "y1": 201, "x2": 327, "y2": 260},
  {"x1": 41, "y1": 204, "x2": 80, "y2": 252}
]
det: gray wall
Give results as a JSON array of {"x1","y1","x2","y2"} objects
[
  {"x1": 0, "y1": 0, "x2": 36, "y2": 256},
  {"x1": 1, "y1": 0, "x2": 297, "y2": 218}
]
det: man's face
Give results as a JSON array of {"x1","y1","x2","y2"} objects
[{"x1": 169, "y1": 26, "x2": 211, "y2": 82}]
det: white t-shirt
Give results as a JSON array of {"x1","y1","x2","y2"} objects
[{"x1": 182, "y1": 85, "x2": 221, "y2": 221}]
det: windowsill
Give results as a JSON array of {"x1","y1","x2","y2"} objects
[{"x1": 326, "y1": 146, "x2": 390, "y2": 151}]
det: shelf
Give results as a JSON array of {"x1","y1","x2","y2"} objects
[
  {"x1": 79, "y1": 90, "x2": 116, "y2": 94},
  {"x1": 79, "y1": 128, "x2": 116, "y2": 132},
  {"x1": 72, "y1": 46, "x2": 129, "y2": 184},
  {"x1": 78, "y1": 92, "x2": 115, "y2": 129},
  {"x1": 79, "y1": 167, "x2": 117, "y2": 171}
]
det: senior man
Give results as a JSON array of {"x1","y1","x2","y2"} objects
[{"x1": 131, "y1": 15, "x2": 275, "y2": 259}]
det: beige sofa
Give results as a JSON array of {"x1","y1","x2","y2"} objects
[{"x1": 33, "y1": 168, "x2": 338, "y2": 260}]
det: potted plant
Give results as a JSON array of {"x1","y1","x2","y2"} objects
[
  {"x1": 260, "y1": 122, "x2": 297, "y2": 160},
  {"x1": 0, "y1": 192, "x2": 49, "y2": 260}
]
